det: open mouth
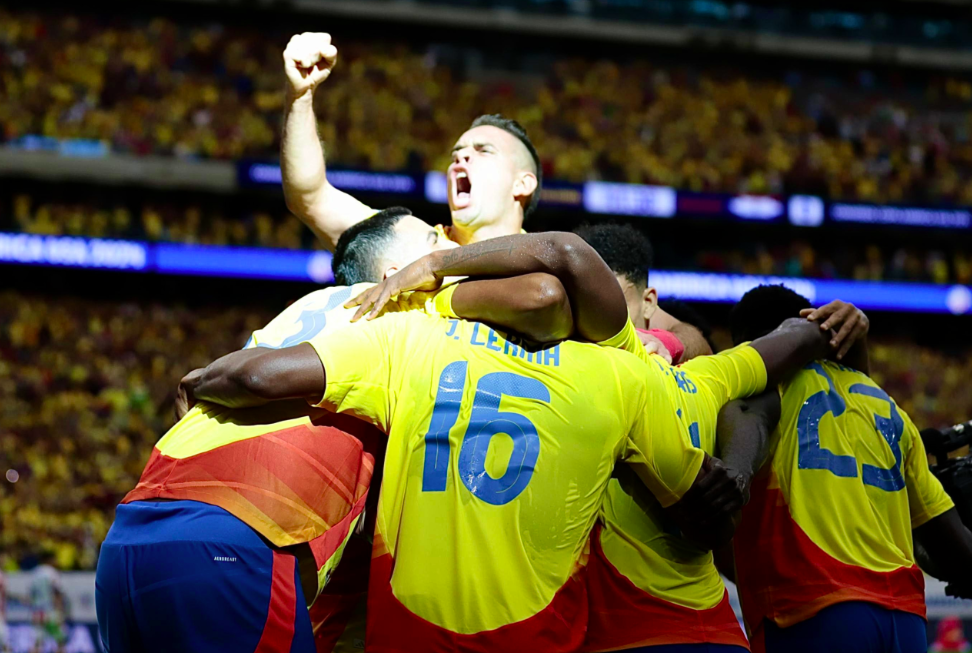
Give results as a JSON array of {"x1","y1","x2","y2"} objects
[{"x1": 453, "y1": 170, "x2": 472, "y2": 207}]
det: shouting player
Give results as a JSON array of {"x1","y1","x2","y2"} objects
[
  {"x1": 279, "y1": 32, "x2": 711, "y2": 365},
  {"x1": 729, "y1": 285, "x2": 972, "y2": 653},
  {"x1": 281, "y1": 33, "x2": 539, "y2": 250}
]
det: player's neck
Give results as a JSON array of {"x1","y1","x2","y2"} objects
[{"x1": 455, "y1": 217, "x2": 523, "y2": 245}]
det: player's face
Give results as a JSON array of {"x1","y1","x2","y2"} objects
[
  {"x1": 448, "y1": 126, "x2": 528, "y2": 229},
  {"x1": 615, "y1": 274, "x2": 658, "y2": 329},
  {"x1": 381, "y1": 215, "x2": 458, "y2": 279}
]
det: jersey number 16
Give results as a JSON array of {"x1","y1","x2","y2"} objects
[{"x1": 421, "y1": 361, "x2": 549, "y2": 505}]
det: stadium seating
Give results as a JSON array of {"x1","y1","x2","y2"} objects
[{"x1": 4, "y1": 9, "x2": 972, "y2": 205}]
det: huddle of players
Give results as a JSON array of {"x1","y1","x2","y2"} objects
[{"x1": 92, "y1": 32, "x2": 972, "y2": 653}]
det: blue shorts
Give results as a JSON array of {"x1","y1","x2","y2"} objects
[
  {"x1": 758, "y1": 601, "x2": 926, "y2": 653},
  {"x1": 96, "y1": 500, "x2": 314, "y2": 653}
]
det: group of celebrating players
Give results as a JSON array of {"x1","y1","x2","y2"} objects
[{"x1": 92, "y1": 32, "x2": 972, "y2": 653}]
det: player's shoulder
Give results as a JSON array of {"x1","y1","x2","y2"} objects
[{"x1": 292, "y1": 283, "x2": 374, "y2": 308}]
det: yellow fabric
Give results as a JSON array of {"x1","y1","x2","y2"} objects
[
  {"x1": 308, "y1": 311, "x2": 703, "y2": 634},
  {"x1": 430, "y1": 281, "x2": 461, "y2": 319},
  {"x1": 158, "y1": 283, "x2": 444, "y2": 459},
  {"x1": 769, "y1": 361, "x2": 953, "y2": 571},
  {"x1": 597, "y1": 341, "x2": 769, "y2": 610}
]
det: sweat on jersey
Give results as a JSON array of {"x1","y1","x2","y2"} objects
[
  {"x1": 306, "y1": 311, "x2": 704, "y2": 653},
  {"x1": 733, "y1": 361, "x2": 954, "y2": 633}
]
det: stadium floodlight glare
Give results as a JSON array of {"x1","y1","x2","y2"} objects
[{"x1": 583, "y1": 181, "x2": 677, "y2": 218}]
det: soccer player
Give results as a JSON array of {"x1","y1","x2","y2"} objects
[
  {"x1": 190, "y1": 222, "x2": 869, "y2": 652},
  {"x1": 280, "y1": 34, "x2": 712, "y2": 365},
  {"x1": 728, "y1": 285, "x2": 972, "y2": 653},
  {"x1": 94, "y1": 213, "x2": 577, "y2": 653},
  {"x1": 281, "y1": 33, "x2": 539, "y2": 250},
  {"x1": 569, "y1": 222, "x2": 774, "y2": 651}
]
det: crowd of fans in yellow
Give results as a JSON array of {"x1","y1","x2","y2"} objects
[{"x1": 4, "y1": 10, "x2": 972, "y2": 204}]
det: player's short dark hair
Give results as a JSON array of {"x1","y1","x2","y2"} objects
[
  {"x1": 730, "y1": 284, "x2": 812, "y2": 345},
  {"x1": 573, "y1": 222, "x2": 653, "y2": 288},
  {"x1": 659, "y1": 299, "x2": 718, "y2": 353},
  {"x1": 470, "y1": 114, "x2": 542, "y2": 218},
  {"x1": 332, "y1": 207, "x2": 412, "y2": 285}
]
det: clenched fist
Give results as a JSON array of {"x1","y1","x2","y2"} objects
[{"x1": 283, "y1": 32, "x2": 338, "y2": 98}]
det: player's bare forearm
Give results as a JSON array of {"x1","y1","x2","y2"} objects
[
  {"x1": 452, "y1": 274, "x2": 573, "y2": 343},
  {"x1": 281, "y1": 95, "x2": 373, "y2": 250},
  {"x1": 914, "y1": 508, "x2": 972, "y2": 596},
  {"x1": 667, "y1": 455, "x2": 747, "y2": 551},
  {"x1": 427, "y1": 232, "x2": 627, "y2": 342},
  {"x1": 716, "y1": 391, "x2": 780, "y2": 485},
  {"x1": 186, "y1": 344, "x2": 325, "y2": 409},
  {"x1": 750, "y1": 318, "x2": 832, "y2": 387}
]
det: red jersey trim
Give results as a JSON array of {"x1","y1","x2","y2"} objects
[
  {"x1": 584, "y1": 525, "x2": 749, "y2": 652},
  {"x1": 734, "y1": 472, "x2": 926, "y2": 630},
  {"x1": 365, "y1": 552, "x2": 587, "y2": 653},
  {"x1": 123, "y1": 421, "x2": 376, "y2": 547}
]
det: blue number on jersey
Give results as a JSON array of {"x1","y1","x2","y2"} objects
[
  {"x1": 797, "y1": 362, "x2": 905, "y2": 491},
  {"x1": 458, "y1": 372, "x2": 549, "y2": 505},
  {"x1": 850, "y1": 384, "x2": 905, "y2": 492},
  {"x1": 248, "y1": 287, "x2": 354, "y2": 350},
  {"x1": 421, "y1": 363, "x2": 550, "y2": 505},
  {"x1": 797, "y1": 362, "x2": 857, "y2": 478},
  {"x1": 422, "y1": 361, "x2": 467, "y2": 492}
]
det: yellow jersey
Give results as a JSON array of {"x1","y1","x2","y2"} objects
[
  {"x1": 124, "y1": 283, "x2": 447, "y2": 605},
  {"x1": 734, "y1": 361, "x2": 954, "y2": 632},
  {"x1": 307, "y1": 311, "x2": 704, "y2": 653},
  {"x1": 585, "y1": 323, "x2": 767, "y2": 651}
]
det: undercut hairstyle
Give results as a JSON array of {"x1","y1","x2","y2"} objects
[
  {"x1": 470, "y1": 114, "x2": 543, "y2": 218},
  {"x1": 332, "y1": 207, "x2": 412, "y2": 285},
  {"x1": 573, "y1": 223, "x2": 653, "y2": 288},
  {"x1": 729, "y1": 284, "x2": 813, "y2": 346}
]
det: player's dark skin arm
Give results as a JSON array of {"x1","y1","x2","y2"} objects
[
  {"x1": 801, "y1": 300, "x2": 871, "y2": 375},
  {"x1": 913, "y1": 508, "x2": 972, "y2": 599},
  {"x1": 451, "y1": 273, "x2": 573, "y2": 343},
  {"x1": 177, "y1": 274, "x2": 572, "y2": 415},
  {"x1": 670, "y1": 392, "x2": 782, "y2": 551},
  {"x1": 663, "y1": 319, "x2": 834, "y2": 549},
  {"x1": 181, "y1": 343, "x2": 325, "y2": 412},
  {"x1": 750, "y1": 317, "x2": 833, "y2": 388},
  {"x1": 348, "y1": 232, "x2": 626, "y2": 343}
]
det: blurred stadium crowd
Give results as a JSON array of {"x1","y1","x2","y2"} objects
[
  {"x1": 4, "y1": 9, "x2": 972, "y2": 204},
  {"x1": 1, "y1": 290, "x2": 970, "y2": 571}
]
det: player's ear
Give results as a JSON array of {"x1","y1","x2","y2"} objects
[
  {"x1": 382, "y1": 265, "x2": 400, "y2": 280},
  {"x1": 513, "y1": 170, "x2": 538, "y2": 205},
  {"x1": 642, "y1": 286, "x2": 659, "y2": 325}
]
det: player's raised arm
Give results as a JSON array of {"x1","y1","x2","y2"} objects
[
  {"x1": 348, "y1": 231, "x2": 628, "y2": 343},
  {"x1": 282, "y1": 33, "x2": 377, "y2": 250}
]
